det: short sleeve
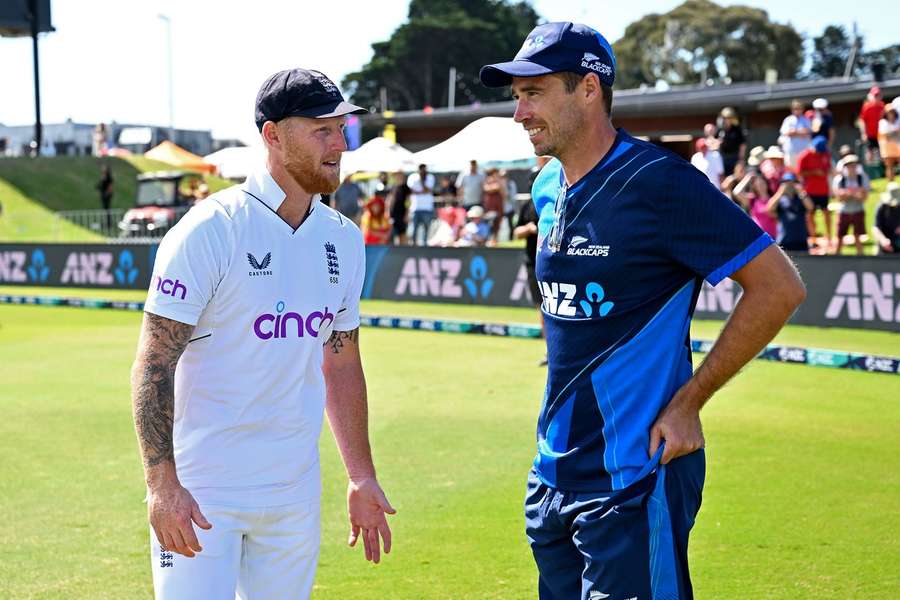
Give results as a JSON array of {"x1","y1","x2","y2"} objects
[
  {"x1": 780, "y1": 117, "x2": 791, "y2": 134},
  {"x1": 144, "y1": 204, "x2": 232, "y2": 326},
  {"x1": 711, "y1": 152, "x2": 724, "y2": 176},
  {"x1": 333, "y1": 231, "x2": 365, "y2": 331},
  {"x1": 658, "y1": 158, "x2": 773, "y2": 286},
  {"x1": 831, "y1": 175, "x2": 842, "y2": 195},
  {"x1": 530, "y1": 159, "x2": 563, "y2": 238}
]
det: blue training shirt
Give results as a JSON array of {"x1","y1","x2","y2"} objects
[{"x1": 531, "y1": 129, "x2": 773, "y2": 493}]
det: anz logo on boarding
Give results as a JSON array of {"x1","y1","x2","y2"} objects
[{"x1": 539, "y1": 281, "x2": 615, "y2": 318}]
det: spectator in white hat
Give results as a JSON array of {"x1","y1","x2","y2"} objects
[
  {"x1": 760, "y1": 146, "x2": 787, "y2": 195},
  {"x1": 455, "y1": 205, "x2": 490, "y2": 247},
  {"x1": 811, "y1": 98, "x2": 834, "y2": 150},
  {"x1": 832, "y1": 154, "x2": 869, "y2": 255}
]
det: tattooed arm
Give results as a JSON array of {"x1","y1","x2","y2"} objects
[
  {"x1": 131, "y1": 312, "x2": 211, "y2": 558},
  {"x1": 322, "y1": 328, "x2": 395, "y2": 563}
]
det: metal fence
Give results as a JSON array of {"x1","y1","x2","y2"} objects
[{"x1": 52, "y1": 207, "x2": 191, "y2": 243}]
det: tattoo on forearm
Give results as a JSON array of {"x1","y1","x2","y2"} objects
[
  {"x1": 326, "y1": 328, "x2": 359, "y2": 354},
  {"x1": 131, "y1": 314, "x2": 193, "y2": 468}
]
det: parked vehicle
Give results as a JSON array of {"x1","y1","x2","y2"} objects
[{"x1": 119, "y1": 171, "x2": 201, "y2": 238}]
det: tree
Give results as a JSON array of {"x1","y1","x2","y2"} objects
[
  {"x1": 612, "y1": 0, "x2": 803, "y2": 89},
  {"x1": 810, "y1": 25, "x2": 855, "y2": 78},
  {"x1": 859, "y1": 44, "x2": 900, "y2": 79},
  {"x1": 342, "y1": 0, "x2": 539, "y2": 112}
]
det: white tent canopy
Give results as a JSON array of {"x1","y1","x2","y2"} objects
[
  {"x1": 411, "y1": 117, "x2": 536, "y2": 172},
  {"x1": 340, "y1": 136, "x2": 416, "y2": 176},
  {"x1": 203, "y1": 145, "x2": 264, "y2": 180}
]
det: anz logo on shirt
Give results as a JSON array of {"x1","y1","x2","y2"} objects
[{"x1": 539, "y1": 281, "x2": 615, "y2": 318}]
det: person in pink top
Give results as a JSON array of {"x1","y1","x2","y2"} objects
[{"x1": 733, "y1": 170, "x2": 776, "y2": 238}]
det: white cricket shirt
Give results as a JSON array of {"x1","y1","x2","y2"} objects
[{"x1": 143, "y1": 167, "x2": 365, "y2": 507}]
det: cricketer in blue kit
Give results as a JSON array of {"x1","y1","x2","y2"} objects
[{"x1": 481, "y1": 22, "x2": 807, "y2": 600}]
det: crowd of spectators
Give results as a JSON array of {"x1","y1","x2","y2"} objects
[
  {"x1": 328, "y1": 86, "x2": 900, "y2": 257},
  {"x1": 695, "y1": 86, "x2": 900, "y2": 256},
  {"x1": 332, "y1": 159, "x2": 523, "y2": 249}
]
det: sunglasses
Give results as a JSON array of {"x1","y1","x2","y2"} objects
[{"x1": 546, "y1": 183, "x2": 569, "y2": 253}]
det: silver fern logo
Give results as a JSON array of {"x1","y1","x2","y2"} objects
[{"x1": 247, "y1": 252, "x2": 273, "y2": 277}]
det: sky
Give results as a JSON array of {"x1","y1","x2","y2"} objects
[{"x1": 1, "y1": 0, "x2": 896, "y2": 145}]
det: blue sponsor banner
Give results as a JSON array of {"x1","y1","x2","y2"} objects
[
  {"x1": 362, "y1": 245, "x2": 535, "y2": 308},
  {"x1": 0, "y1": 243, "x2": 156, "y2": 289},
  {"x1": 2, "y1": 243, "x2": 898, "y2": 331}
]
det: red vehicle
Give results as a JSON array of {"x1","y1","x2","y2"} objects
[{"x1": 119, "y1": 171, "x2": 201, "y2": 238}]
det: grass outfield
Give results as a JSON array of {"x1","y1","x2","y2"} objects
[
  {"x1": 2, "y1": 285, "x2": 898, "y2": 356},
  {"x1": 0, "y1": 156, "x2": 233, "y2": 242},
  {"x1": 1, "y1": 299, "x2": 898, "y2": 598}
]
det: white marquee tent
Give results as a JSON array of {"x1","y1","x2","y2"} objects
[
  {"x1": 203, "y1": 145, "x2": 264, "y2": 180},
  {"x1": 411, "y1": 117, "x2": 536, "y2": 172},
  {"x1": 340, "y1": 136, "x2": 417, "y2": 176}
]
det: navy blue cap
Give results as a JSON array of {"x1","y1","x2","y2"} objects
[
  {"x1": 480, "y1": 22, "x2": 616, "y2": 88},
  {"x1": 254, "y1": 68, "x2": 367, "y2": 131}
]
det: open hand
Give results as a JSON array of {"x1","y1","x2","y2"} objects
[{"x1": 347, "y1": 478, "x2": 396, "y2": 563}]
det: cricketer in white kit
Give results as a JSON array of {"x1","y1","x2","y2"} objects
[{"x1": 131, "y1": 68, "x2": 395, "y2": 600}]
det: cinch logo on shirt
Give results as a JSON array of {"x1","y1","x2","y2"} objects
[
  {"x1": 153, "y1": 275, "x2": 187, "y2": 300},
  {"x1": 253, "y1": 301, "x2": 334, "y2": 340}
]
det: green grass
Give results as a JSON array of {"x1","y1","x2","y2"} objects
[
  {"x1": 0, "y1": 178, "x2": 106, "y2": 242},
  {"x1": 0, "y1": 156, "x2": 234, "y2": 242},
  {"x1": 0, "y1": 300, "x2": 898, "y2": 598},
  {"x1": 1, "y1": 287, "x2": 897, "y2": 356}
]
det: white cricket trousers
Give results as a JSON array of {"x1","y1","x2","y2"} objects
[{"x1": 150, "y1": 498, "x2": 320, "y2": 599}]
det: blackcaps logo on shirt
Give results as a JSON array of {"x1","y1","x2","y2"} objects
[
  {"x1": 566, "y1": 235, "x2": 610, "y2": 257},
  {"x1": 247, "y1": 252, "x2": 272, "y2": 277},
  {"x1": 325, "y1": 242, "x2": 339, "y2": 284}
]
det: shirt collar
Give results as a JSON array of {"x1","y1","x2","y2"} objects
[{"x1": 243, "y1": 166, "x2": 320, "y2": 214}]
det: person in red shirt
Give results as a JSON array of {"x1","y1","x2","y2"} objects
[
  {"x1": 796, "y1": 135, "x2": 834, "y2": 250},
  {"x1": 858, "y1": 86, "x2": 885, "y2": 162}
]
